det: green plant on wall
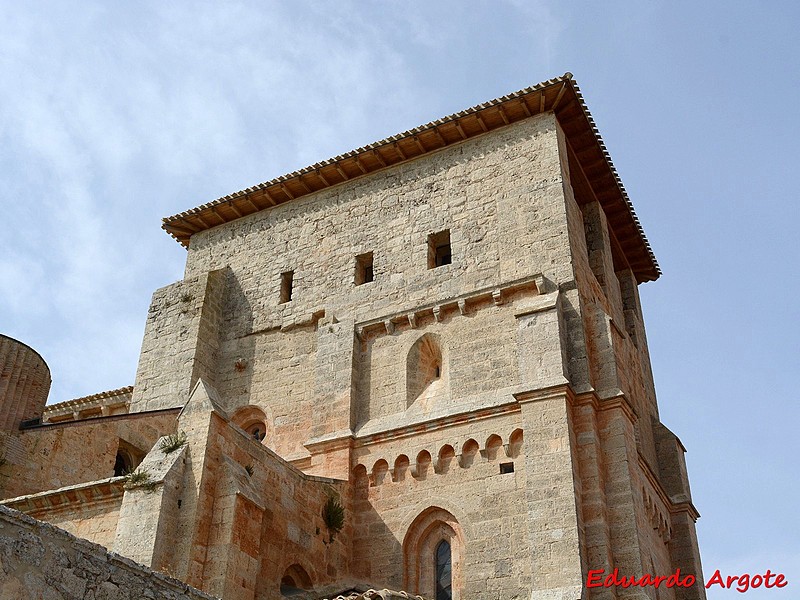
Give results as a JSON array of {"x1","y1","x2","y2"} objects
[
  {"x1": 322, "y1": 495, "x2": 345, "y2": 543},
  {"x1": 124, "y1": 468, "x2": 156, "y2": 492},
  {"x1": 159, "y1": 431, "x2": 188, "y2": 454}
]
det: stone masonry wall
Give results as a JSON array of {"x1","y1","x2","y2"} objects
[
  {"x1": 557, "y1": 121, "x2": 704, "y2": 599},
  {"x1": 130, "y1": 269, "x2": 225, "y2": 413},
  {"x1": 0, "y1": 505, "x2": 218, "y2": 600},
  {"x1": 0, "y1": 410, "x2": 178, "y2": 500},
  {"x1": 355, "y1": 300, "x2": 520, "y2": 429},
  {"x1": 179, "y1": 114, "x2": 578, "y2": 455},
  {"x1": 351, "y1": 411, "x2": 528, "y2": 599},
  {"x1": 112, "y1": 381, "x2": 352, "y2": 600},
  {"x1": 0, "y1": 335, "x2": 51, "y2": 432},
  {"x1": 3, "y1": 478, "x2": 125, "y2": 550}
]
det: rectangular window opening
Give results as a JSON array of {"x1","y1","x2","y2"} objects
[
  {"x1": 499, "y1": 462, "x2": 514, "y2": 474},
  {"x1": 355, "y1": 252, "x2": 374, "y2": 285},
  {"x1": 428, "y1": 230, "x2": 451, "y2": 269},
  {"x1": 279, "y1": 271, "x2": 294, "y2": 304}
]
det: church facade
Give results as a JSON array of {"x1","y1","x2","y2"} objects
[{"x1": 0, "y1": 74, "x2": 705, "y2": 600}]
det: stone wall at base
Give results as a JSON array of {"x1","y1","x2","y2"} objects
[{"x1": 0, "y1": 505, "x2": 218, "y2": 600}]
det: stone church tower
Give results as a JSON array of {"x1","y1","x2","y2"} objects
[{"x1": 0, "y1": 74, "x2": 705, "y2": 600}]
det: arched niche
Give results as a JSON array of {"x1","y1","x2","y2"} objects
[
  {"x1": 436, "y1": 445, "x2": 455, "y2": 474},
  {"x1": 352, "y1": 464, "x2": 369, "y2": 502},
  {"x1": 414, "y1": 450, "x2": 432, "y2": 480},
  {"x1": 394, "y1": 454, "x2": 410, "y2": 482},
  {"x1": 484, "y1": 434, "x2": 503, "y2": 461},
  {"x1": 371, "y1": 459, "x2": 389, "y2": 486},
  {"x1": 459, "y1": 439, "x2": 479, "y2": 469},
  {"x1": 406, "y1": 333, "x2": 449, "y2": 409},
  {"x1": 508, "y1": 428, "x2": 524, "y2": 458}
]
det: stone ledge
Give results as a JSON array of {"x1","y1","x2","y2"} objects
[
  {"x1": 2, "y1": 476, "x2": 125, "y2": 514},
  {"x1": 355, "y1": 273, "x2": 546, "y2": 340}
]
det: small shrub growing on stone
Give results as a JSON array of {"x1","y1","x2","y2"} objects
[
  {"x1": 322, "y1": 496, "x2": 345, "y2": 542},
  {"x1": 159, "y1": 431, "x2": 188, "y2": 454},
  {"x1": 124, "y1": 468, "x2": 155, "y2": 491}
]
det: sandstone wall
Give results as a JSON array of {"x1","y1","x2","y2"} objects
[
  {"x1": 351, "y1": 411, "x2": 527, "y2": 598},
  {"x1": 556, "y1": 122, "x2": 704, "y2": 598},
  {"x1": 0, "y1": 334, "x2": 50, "y2": 431},
  {"x1": 0, "y1": 505, "x2": 218, "y2": 600},
  {"x1": 130, "y1": 270, "x2": 225, "y2": 412},
  {"x1": 175, "y1": 114, "x2": 577, "y2": 455},
  {"x1": 3, "y1": 478, "x2": 124, "y2": 550},
  {"x1": 112, "y1": 383, "x2": 352, "y2": 600},
  {"x1": 0, "y1": 409, "x2": 178, "y2": 500}
]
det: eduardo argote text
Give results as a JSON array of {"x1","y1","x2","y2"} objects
[{"x1": 587, "y1": 568, "x2": 788, "y2": 593}]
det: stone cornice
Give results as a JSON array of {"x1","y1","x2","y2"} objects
[
  {"x1": 351, "y1": 400, "x2": 520, "y2": 448},
  {"x1": 20, "y1": 407, "x2": 181, "y2": 431},
  {"x1": 638, "y1": 453, "x2": 701, "y2": 521},
  {"x1": 355, "y1": 273, "x2": 546, "y2": 340},
  {"x1": 2, "y1": 477, "x2": 125, "y2": 516}
]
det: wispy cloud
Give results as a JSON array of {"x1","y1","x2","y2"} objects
[{"x1": 0, "y1": 1, "x2": 431, "y2": 402}]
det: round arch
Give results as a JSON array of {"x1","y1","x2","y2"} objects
[
  {"x1": 231, "y1": 405, "x2": 271, "y2": 443},
  {"x1": 280, "y1": 563, "x2": 313, "y2": 596}
]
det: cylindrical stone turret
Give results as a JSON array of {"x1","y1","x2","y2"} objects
[{"x1": 0, "y1": 334, "x2": 51, "y2": 430}]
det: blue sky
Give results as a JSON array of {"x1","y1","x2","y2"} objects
[{"x1": 1, "y1": 1, "x2": 797, "y2": 596}]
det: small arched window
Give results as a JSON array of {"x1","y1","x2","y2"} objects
[
  {"x1": 114, "y1": 450, "x2": 132, "y2": 477},
  {"x1": 113, "y1": 440, "x2": 145, "y2": 477},
  {"x1": 231, "y1": 406, "x2": 269, "y2": 444},
  {"x1": 435, "y1": 540, "x2": 452, "y2": 600}
]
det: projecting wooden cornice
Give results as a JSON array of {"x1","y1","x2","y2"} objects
[{"x1": 162, "y1": 73, "x2": 660, "y2": 282}]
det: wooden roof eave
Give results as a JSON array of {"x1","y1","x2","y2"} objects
[
  {"x1": 161, "y1": 74, "x2": 660, "y2": 282},
  {"x1": 161, "y1": 76, "x2": 572, "y2": 246}
]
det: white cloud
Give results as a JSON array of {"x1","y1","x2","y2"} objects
[{"x1": 0, "y1": 1, "x2": 431, "y2": 402}]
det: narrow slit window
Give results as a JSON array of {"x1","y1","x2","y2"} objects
[
  {"x1": 435, "y1": 540, "x2": 452, "y2": 600},
  {"x1": 500, "y1": 462, "x2": 515, "y2": 474},
  {"x1": 428, "y1": 230, "x2": 451, "y2": 269},
  {"x1": 280, "y1": 271, "x2": 294, "y2": 303},
  {"x1": 355, "y1": 252, "x2": 374, "y2": 285}
]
